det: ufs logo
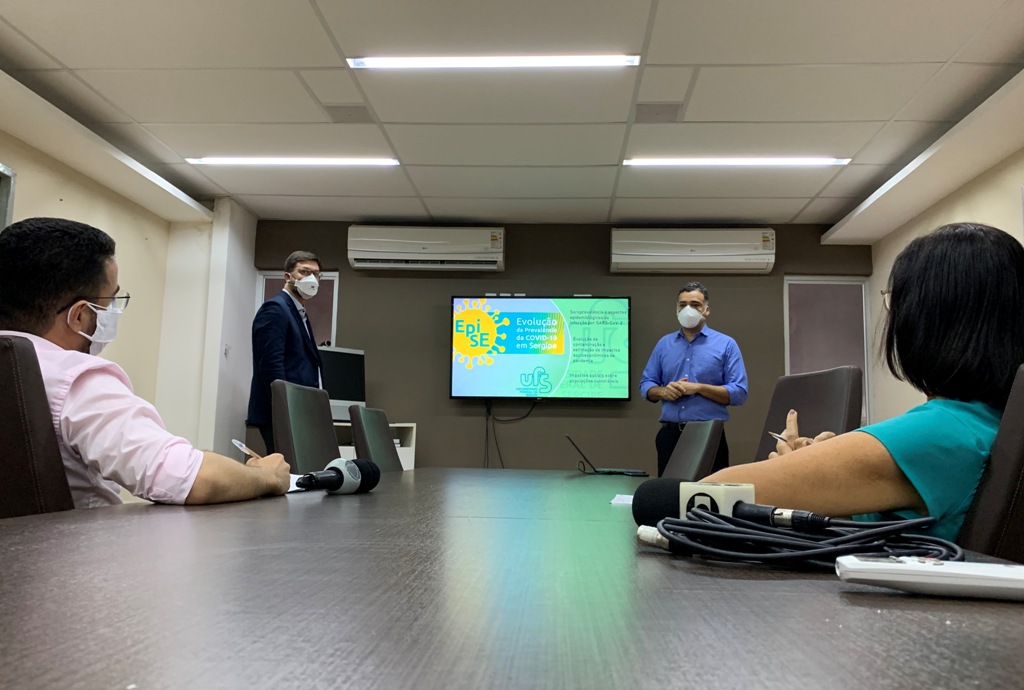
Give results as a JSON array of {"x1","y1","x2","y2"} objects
[
  {"x1": 452, "y1": 298, "x2": 509, "y2": 369},
  {"x1": 519, "y1": 366, "x2": 552, "y2": 394},
  {"x1": 685, "y1": 492, "x2": 719, "y2": 514}
]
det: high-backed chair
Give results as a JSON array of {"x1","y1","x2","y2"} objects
[
  {"x1": 0, "y1": 335, "x2": 74, "y2": 519},
  {"x1": 661, "y1": 420, "x2": 724, "y2": 480},
  {"x1": 754, "y1": 365, "x2": 863, "y2": 461},
  {"x1": 957, "y1": 364, "x2": 1024, "y2": 562},
  {"x1": 271, "y1": 380, "x2": 341, "y2": 474},
  {"x1": 349, "y1": 406, "x2": 403, "y2": 472}
]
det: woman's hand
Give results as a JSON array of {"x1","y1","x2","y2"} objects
[{"x1": 768, "y1": 409, "x2": 836, "y2": 458}]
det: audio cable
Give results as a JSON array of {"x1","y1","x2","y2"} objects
[{"x1": 637, "y1": 504, "x2": 965, "y2": 569}]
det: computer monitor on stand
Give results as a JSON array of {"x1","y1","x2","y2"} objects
[{"x1": 318, "y1": 346, "x2": 366, "y2": 421}]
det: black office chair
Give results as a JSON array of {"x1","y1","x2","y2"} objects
[
  {"x1": 0, "y1": 335, "x2": 75, "y2": 519},
  {"x1": 349, "y1": 406, "x2": 403, "y2": 473},
  {"x1": 957, "y1": 364, "x2": 1024, "y2": 562},
  {"x1": 754, "y1": 365, "x2": 863, "y2": 461},
  {"x1": 270, "y1": 379, "x2": 341, "y2": 474},
  {"x1": 661, "y1": 419, "x2": 724, "y2": 480}
]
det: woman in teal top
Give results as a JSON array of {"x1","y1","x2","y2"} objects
[{"x1": 704, "y1": 222, "x2": 1024, "y2": 543}]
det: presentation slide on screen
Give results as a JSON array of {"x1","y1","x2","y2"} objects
[{"x1": 450, "y1": 296, "x2": 630, "y2": 399}]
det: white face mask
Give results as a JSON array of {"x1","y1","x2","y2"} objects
[
  {"x1": 677, "y1": 305, "x2": 704, "y2": 330},
  {"x1": 293, "y1": 274, "x2": 319, "y2": 299},
  {"x1": 70, "y1": 302, "x2": 123, "y2": 356}
]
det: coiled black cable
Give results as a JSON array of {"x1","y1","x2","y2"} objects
[{"x1": 649, "y1": 507, "x2": 965, "y2": 569}]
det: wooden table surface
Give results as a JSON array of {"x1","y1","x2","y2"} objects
[{"x1": 1, "y1": 468, "x2": 1022, "y2": 689}]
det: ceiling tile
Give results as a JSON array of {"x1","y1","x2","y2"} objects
[
  {"x1": 407, "y1": 166, "x2": 617, "y2": 198},
  {"x1": 0, "y1": 0, "x2": 341, "y2": 69},
  {"x1": 625, "y1": 122, "x2": 884, "y2": 158},
  {"x1": 319, "y1": 0, "x2": 652, "y2": 55},
  {"x1": 236, "y1": 195, "x2": 428, "y2": 221},
  {"x1": 8, "y1": 69, "x2": 131, "y2": 123},
  {"x1": 686, "y1": 64, "x2": 941, "y2": 122},
  {"x1": 299, "y1": 69, "x2": 364, "y2": 105},
  {"x1": 425, "y1": 197, "x2": 611, "y2": 223},
  {"x1": 0, "y1": 20, "x2": 60, "y2": 69},
  {"x1": 956, "y1": 2, "x2": 1024, "y2": 64},
  {"x1": 194, "y1": 166, "x2": 416, "y2": 197},
  {"x1": 648, "y1": 0, "x2": 1006, "y2": 64},
  {"x1": 617, "y1": 167, "x2": 838, "y2": 198},
  {"x1": 356, "y1": 70, "x2": 636, "y2": 124},
  {"x1": 75, "y1": 70, "x2": 328, "y2": 124},
  {"x1": 853, "y1": 121, "x2": 953, "y2": 165},
  {"x1": 818, "y1": 165, "x2": 900, "y2": 198},
  {"x1": 637, "y1": 67, "x2": 695, "y2": 102},
  {"x1": 610, "y1": 198, "x2": 808, "y2": 224},
  {"x1": 897, "y1": 64, "x2": 1021, "y2": 121},
  {"x1": 791, "y1": 197, "x2": 860, "y2": 224},
  {"x1": 385, "y1": 124, "x2": 627, "y2": 165},
  {"x1": 142, "y1": 123, "x2": 393, "y2": 159},
  {"x1": 89, "y1": 123, "x2": 186, "y2": 165}
]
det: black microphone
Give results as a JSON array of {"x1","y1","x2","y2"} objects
[
  {"x1": 632, "y1": 478, "x2": 831, "y2": 531},
  {"x1": 632, "y1": 478, "x2": 755, "y2": 526},
  {"x1": 296, "y1": 458, "x2": 380, "y2": 494}
]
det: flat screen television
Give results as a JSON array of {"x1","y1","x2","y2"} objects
[
  {"x1": 318, "y1": 346, "x2": 366, "y2": 420},
  {"x1": 450, "y1": 296, "x2": 630, "y2": 400}
]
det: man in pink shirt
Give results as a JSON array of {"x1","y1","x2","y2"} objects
[{"x1": 0, "y1": 217, "x2": 290, "y2": 507}]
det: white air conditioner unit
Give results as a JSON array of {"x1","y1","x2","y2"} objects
[
  {"x1": 610, "y1": 228, "x2": 775, "y2": 274},
  {"x1": 348, "y1": 226, "x2": 505, "y2": 271}
]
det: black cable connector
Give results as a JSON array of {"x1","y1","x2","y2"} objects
[{"x1": 732, "y1": 502, "x2": 832, "y2": 531}]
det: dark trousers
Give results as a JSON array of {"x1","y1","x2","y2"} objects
[
  {"x1": 655, "y1": 422, "x2": 729, "y2": 478},
  {"x1": 257, "y1": 423, "x2": 276, "y2": 456}
]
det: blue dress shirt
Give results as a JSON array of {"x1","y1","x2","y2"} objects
[{"x1": 639, "y1": 326, "x2": 748, "y2": 423}]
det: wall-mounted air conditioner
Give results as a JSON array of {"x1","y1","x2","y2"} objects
[
  {"x1": 348, "y1": 226, "x2": 505, "y2": 271},
  {"x1": 610, "y1": 228, "x2": 775, "y2": 274}
]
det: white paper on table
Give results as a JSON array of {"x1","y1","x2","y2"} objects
[{"x1": 610, "y1": 494, "x2": 634, "y2": 505}]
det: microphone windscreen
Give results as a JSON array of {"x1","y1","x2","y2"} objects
[
  {"x1": 351, "y1": 458, "x2": 380, "y2": 493},
  {"x1": 632, "y1": 478, "x2": 682, "y2": 527}
]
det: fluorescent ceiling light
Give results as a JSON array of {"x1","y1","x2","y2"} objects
[
  {"x1": 346, "y1": 55, "x2": 641, "y2": 69},
  {"x1": 623, "y1": 157, "x2": 852, "y2": 167},
  {"x1": 185, "y1": 157, "x2": 400, "y2": 167}
]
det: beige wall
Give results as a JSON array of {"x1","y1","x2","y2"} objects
[
  {"x1": 256, "y1": 222, "x2": 870, "y2": 472},
  {"x1": 0, "y1": 128, "x2": 172, "y2": 402},
  {"x1": 869, "y1": 145, "x2": 1024, "y2": 421}
]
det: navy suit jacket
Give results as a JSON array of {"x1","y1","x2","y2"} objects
[{"x1": 247, "y1": 291, "x2": 324, "y2": 425}]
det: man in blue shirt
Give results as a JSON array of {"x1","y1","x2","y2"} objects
[{"x1": 639, "y1": 282, "x2": 748, "y2": 476}]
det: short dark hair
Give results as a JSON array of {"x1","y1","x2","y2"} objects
[
  {"x1": 678, "y1": 281, "x2": 709, "y2": 303},
  {"x1": 0, "y1": 217, "x2": 116, "y2": 335},
  {"x1": 285, "y1": 250, "x2": 322, "y2": 273},
  {"x1": 884, "y1": 222, "x2": 1024, "y2": 409}
]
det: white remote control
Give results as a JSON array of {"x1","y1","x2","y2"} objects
[{"x1": 835, "y1": 555, "x2": 1024, "y2": 601}]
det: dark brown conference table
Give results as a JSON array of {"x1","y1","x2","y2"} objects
[{"x1": 1, "y1": 468, "x2": 1022, "y2": 689}]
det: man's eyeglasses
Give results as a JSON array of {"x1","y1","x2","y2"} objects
[
  {"x1": 293, "y1": 268, "x2": 322, "y2": 280},
  {"x1": 881, "y1": 290, "x2": 891, "y2": 311},
  {"x1": 56, "y1": 292, "x2": 131, "y2": 314}
]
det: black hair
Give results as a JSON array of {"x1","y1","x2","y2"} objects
[
  {"x1": 678, "y1": 281, "x2": 709, "y2": 304},
  {"x1": 0, "y1": 217, "x2": 116, "y2": 335},
  {"x1": 883, "y1": 222, "x2": 1024, "y2": 409},
  {"x1": 285, "y1": 250, "x2": 322, "y2": 273}
]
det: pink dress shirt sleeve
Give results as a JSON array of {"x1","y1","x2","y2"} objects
[{"x1": 59, "y1": 365, "x2": 203, "y2": 504}]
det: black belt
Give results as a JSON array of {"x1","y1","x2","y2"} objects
[{"x1": 661, "y1": 422, "x2": 689, "y2": 431}]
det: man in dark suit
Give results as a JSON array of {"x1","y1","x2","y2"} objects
[{"x1": 247, "y1": 250, "x2": 325, "y2": 453}]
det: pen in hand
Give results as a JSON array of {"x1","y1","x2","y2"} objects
[
  {"x1": 767, "y1": 431, "x2": 789, "y2": 444},
  {"x1": 231, "y1": 438, "x2": 262, "y2": 460}
]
